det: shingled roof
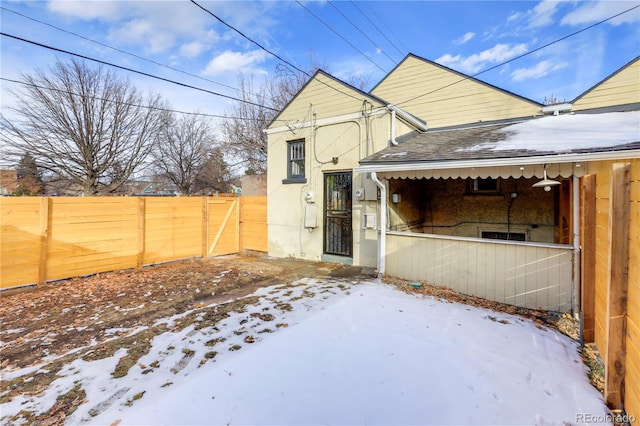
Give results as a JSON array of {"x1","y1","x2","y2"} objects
[{"x1": 359, "y1": 111, "x2": 640, "y2": 167}]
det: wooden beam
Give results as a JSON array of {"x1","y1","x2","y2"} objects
[
  {"x1": 604, "y1": 162, "x2": 631, "y2": 409},
  {"x1": 581, "y1": 174, "x2": 596, "y2": 343},
  {"x1": 38, "y1": 197, "x2": 50, "y2": 285}
]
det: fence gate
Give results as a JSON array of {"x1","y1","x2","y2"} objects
[{"x1": 207, "y1": 198, "x2": 239, "y2": 256}]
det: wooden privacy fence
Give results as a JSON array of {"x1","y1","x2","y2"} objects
[{"x1": 0, "y1": 196, "x2": 267, "y2": 289}]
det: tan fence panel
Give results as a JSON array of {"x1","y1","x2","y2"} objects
[
  {"x1": 208, "y1": 198, "x2": 239, "y2": 256},
  {"x1": 0, "y1": 198, "x2": 43, "y2": 288},
  {"x1": 241, "y1": 196, "x2": 267, "y2": 252},
  {"x1": 46, "y1": 197, "x2": 139, "y2": 281},
  {"x1": 143, "y1": 197, "x2": 204, "y2": 264},
  {"x1": 1, "y1": 195, "x2": 267, "y2": 289}
]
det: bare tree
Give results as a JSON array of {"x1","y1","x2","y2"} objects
[
  {"x1": 221, "y1": 56, "x2": 370, "y2": 174},
  {"x1": 220, "y1": 76, "x2": 272, "y2": 175},
  {"x1": 1, "y1": 58, "x2": 169, "y2": 195},
  {"x1": 153, "y1": 113, "x2": 219, "y2": 195}
]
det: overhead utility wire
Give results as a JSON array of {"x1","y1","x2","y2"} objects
[
  {"x1": 295, "y1": 0, "x2": 387, "y2": 74},
  {"x1": 361, "y1": 1, "x2": 410, "y2": 55},
  {"x1": 0, "y1": 6, "x2": 275, "y2": 103},
  {"x1": 348, "y1": 1, "x2": 405, "y2": 59},
  {"x1": 397, "y1": 4, "x2": 640, "y2": 106},
  {"x1": 326, "y1": 0, "x2": 396, "y2": 65},
  {"x1": 0, "y1": 77, "x2": 278, "y2": 122},
  {"x1": 0, "y1": 32, "x2": 278, "y2": 112},
  {"x1": 189, "y1": 0, "x2": 366, "y2": 104}
]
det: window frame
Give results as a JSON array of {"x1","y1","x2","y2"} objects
[
  {"x1": 467, "y1": 177, "x2": 501, "y2": 195},
  {"x1": 283, "y1": 139, "x2": 307, "y2": 184}
]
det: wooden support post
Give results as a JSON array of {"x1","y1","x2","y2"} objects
[
  {"x1": 202, "y1": 197, "x2": 208, "y2": 258},
  {"x1": 38, "y1": 197, "x2": 51, "y2": 285},
  {"x1": 604, "y1": 163, "x2": 630, "y2": 409},
  {"x1": 238, "y1": 196, "x2": 244, "y2": 255},
  {"x1": 581, "y1": 174, "x2": 596, "y2": 343},
  {"x1": 137, "y1": 197, "x2": 145, "y2": 269}
]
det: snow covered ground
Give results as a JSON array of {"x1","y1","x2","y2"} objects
[{"x1": 2, "y1": 279, "x2": 610, "y2": 425}]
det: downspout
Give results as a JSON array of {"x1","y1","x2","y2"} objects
[
  {"x1": 389, "y1": 109, "x2": 398, "y2": 146},
  {"x1": 370, "y1": 171, "x2": 386, "y2": 276},
  {"x1": 573, "y1": 175, "x2": 581, "y2": 317}
]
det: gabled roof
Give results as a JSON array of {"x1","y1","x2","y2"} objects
[
  {"x1": 267, "y1": 69, "x2": 389, "y2": 129},
  {"x1": 370, "y1": 53, "x2": 542, "y2": 107},
  {"x1": 572, "y1": 56, "x2": 640, "y2": 104},
  {"x1": 358, "y1": 111, "x2": 640, "y2": 172}
]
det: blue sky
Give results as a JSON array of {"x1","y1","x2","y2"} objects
[{"x1": 1, "y1": 0, "x2": 639, "y2": 120}]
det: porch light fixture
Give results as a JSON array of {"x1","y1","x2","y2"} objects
[{"x1": 532, "y1": 165, "x2": 561, "y2": 192}]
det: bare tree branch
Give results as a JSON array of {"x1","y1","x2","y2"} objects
[{"x1": 0, "y1": 58, "x2": 169, "y2": 195}]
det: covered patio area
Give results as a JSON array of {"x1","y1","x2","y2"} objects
[{"x1": 357, "y1": 111, "x2": 639, "y2": 313}]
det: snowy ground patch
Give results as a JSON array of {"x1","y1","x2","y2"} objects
[{"x1": 2, "y1": 279, "x2": 608, "y2": 425}]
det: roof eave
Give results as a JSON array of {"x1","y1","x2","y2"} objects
[{"x1": 356, "y1": 149, "x2": 640, "y2": 174}]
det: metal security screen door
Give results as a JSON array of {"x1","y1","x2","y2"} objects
[{"x1": 324, "y1": 172, "x2": 352, "y2": 257}]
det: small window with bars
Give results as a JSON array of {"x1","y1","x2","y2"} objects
[{"x1": 284, "y1": 139, "x2": 306, "y2": 183}]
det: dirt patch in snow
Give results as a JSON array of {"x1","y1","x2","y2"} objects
[{"x1": 0, "y1": 255, "x2": 374, "y2": 413}]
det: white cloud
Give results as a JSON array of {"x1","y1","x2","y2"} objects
[
  {"x1": 180, "y1": 42, "x2": 207, "y2": 58},
  {"x1": 507, "y1": 11, "x2": 522, "y2": 22},
  {"x1": 47, "y1": 0, "x2": 124, "y2": 21},
  {"x1": 510, "y1": 60, "x2": 567, "y2": 82},
  {"x1": 528, "y1": 0, "x2": 562, "y2": 28},
  {"x1": 436, "y1": 43, "x2": 529, "y2": 74},
  {"x1": 203, "y1": 50, "x2": 269, "y2": 75},
  {"x1": 453, "y1": 32, "x2": 475, "y2": 46},
  {"x1": 561, "y1": 1, "x2": 640, "y2": 26}
]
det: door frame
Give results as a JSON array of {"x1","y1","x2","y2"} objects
[{"x1": 323, "y1": 171, "x2": 353, "y2": 258}]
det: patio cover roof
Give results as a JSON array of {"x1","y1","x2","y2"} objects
[{"x1": 357, "y1": 111, "x2": 640, "y2": 179}]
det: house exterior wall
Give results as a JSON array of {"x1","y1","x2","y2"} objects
[
  {"x1": 240, "y1": 174, "x2": 267, "y2": 196},
  {"x1": 573, "y1": 58, "x2": 640, "y2": 111},
  {"x1": 0, "y1": 169, "x2": 18, "y2": 195},
  {"x1": 267, "y1": 109, "x2": 404, "y2": 267},
  {"x1": 387, "y1": 177, "x2": 556, "y2": 243},
  {"x1": 273, "y1": 73, "x2": 381, "y2": 124},
  {"x1": 588, "y1": 158, "x2": 639, "y2": 418},
  {"x1": 370, "y1": 55, "x2": 541, "y2": 129}
]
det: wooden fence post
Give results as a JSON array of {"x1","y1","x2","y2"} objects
[
  {"x1": 202, "y1": 196, "x2": 208, "y2": 258},
  {"x1": 137, "y1": 197, "x2": 145, "y2": 269},
  {"x1": 581, "y1": 174, "x2": 596, "y2": 343},
  {"x1": 38, "y1": 197, "x2": 50, "y2": 285},
  {"x1": 604, "y1": 162, "x2": 630, "y2": 409},
  {"x1": 239, "y1": 196, "x2": 244, "y2": 254}
]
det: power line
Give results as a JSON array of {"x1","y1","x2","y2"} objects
[
  {"x1": 189, "y1": 0, "x2": 368, "y2": 104},
  {"x1": 295, "y1": 0, "x2": 387, "y2": 74},
  {"x1": 0, "y1": 77, "x2": 279, "y2": 122},
  {"x1": 396, "y1": 3, "x2": 640, "y2": 106},
  {"x1": 0, "y1": 32, "x2": 278, "y2": 112},
  {"x1": 360, "y1": 2, "x2": 410, "y2": 55},
  {"x1": 349, "y1": 1, "x2": 406, "y2": 59},
  {"x1": 326, "y1": 0, "x2": 396, "y2": 66},
  {"x1": 0, "y1": 6, "x2": 261, "y2": 102}
]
